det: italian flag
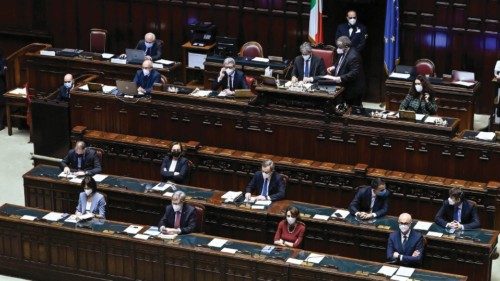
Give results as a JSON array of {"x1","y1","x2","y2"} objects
[{"x1": 308, "y1": 0, "x2": 323, "y2": 44}]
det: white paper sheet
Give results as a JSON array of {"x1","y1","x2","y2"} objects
[
  {"x1": 389, "y1": 72, "x2": 411, "y2": 79},
  {"x1": 221, "y1": 191, "x2": 242, "y2": 200},
  {"x1": 20, "y1": 215, "x2": 37, "y2": 221},
  {"x1": 143, "y1": 226, "x2": 161, "y2": 236},
  {"x1": 58, "y1": 171, "x2": 76, "y2": 179},
  {"x1": 426, "y1": 231, "x2": 443, "y2": 237},
  {"x1": 155, "y1": 59, "x2": 175, "y2": 65},
  {"x1": 251, "y1": 205, "x2": 265, "y2": 210},
  {"x1": 8, "y1": 88, "x2": 27, "y2": 97},
  {"x1": 221, "y1": 248, "x2": 238, "y2": 254},
  {"x1": 395, "y1": 266, "x2": 415, "y2": 277},
  {"x1": 78, "y1": 213, "x2": 94, "y2": 220},
  {"x1": 64, "y1": 215, "x2": 78, "y2": 223},
  {"x1": 42, "y1": 212, "x2": 65, "y2": 222},
  {"x1": 305, "y1": 253, "x2": 325, "y2": 264},
  {"x1": 93, "y1": 174, "x2": 108, "y2": 182},
  {"x1": 152, "y1": 63, "x2": 164, "y2": 69},
  {"x1": 254, "y1": 200, "x2": 272, "y2": 206},
  {"x1": 332, "y1": 209, "x2": 350, "y2": 219},
  {"x1": 188, "y1": 52, "x2": 206, "y2": 69},
  {"x1": 101, "y1": 53, "x2": 114, "y2": 59},
  {"x1": 377, "y1": 265, "x2": 398, "y2": 276},
  {"x1": 390, "y1": 276, "x2": 409, "y2": 281},
  {"x1": 476, "y1": 132, "x2": 496, "y2": 141},
  {"x1": 413, "y1": 221, "x2": 433, "y2": 231},
  {"x1": 102, "y1": 86, "x2": 117, "y2": 93},
  {"x1": 415, "y1": 114, "x2": 426, "y2": 121},
  {"x1": 207, "y1": 238, "x2": 227, "y2": 248},
  {"x1": 152, "y1": 182, "x2": 172, "y2": 192},
  {"x1": 70, "y1": 178, "x2": 83, "y2": 184},
  {"x1": 313, "y1": 214, "x2": 329, "y2": 220},
  {"x1": 158, "y1": 234, "x2": 177, "y2": 240},
  {"x1": 163, "y1": 191, "x2": 174, "y2": 197},
  {"x1": 451, "y1": 81, "x2": 475, "y2": 87},
  {"x1": 110, "y1": 58, "x2": 127, "y2": 64},
  {"x1": 40, "y1": 50, "x2": 56, "y2": 56},
  {"x1": 124, "y1": 225, "x2": 143, "y2": 234},
  {"x1": 252, "y1": 57, "x2": 270, "y2": 63},
  {"x1": 424, "y1": 116, "x2": 439, "y2": 123},
  {"x1": 133, "y1": 234, "x2": 150, "y2": 240},
  {"x1": 285, "y1": 258, "x2": 304, "y2": 265},
  {"x1": 79, "y1": 84, "x2": 90, "y2": 91}
]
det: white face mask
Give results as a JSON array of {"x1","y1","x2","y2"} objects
[
  {"x1": 64, "y1": 82, "x2": 73, "y2": 88},
  {"x1": 348, "y1": 19, "x2": 357, "y2": 26},
  {"x1": 336, "y1": 48, "x2": 344, "y2": 55},
  {"x1": 172, "y1": 204, "x2": 182, "y2": 212},
  {"x1": 225, "y1": 68, "x2": 234, "y2": 76},
  {"x1": 262, "y1": 172, "x2": 271, "y2": 179},
  {"x1": 84, "y1": 189, "x2": 92, "y2": 196},
  {"x1": 143, "y1": 69, "x2": 150, "y2": 76},
  {"x1": 415, "y1": 84, "x2": 423, "y2": 92},
  {"x1": 145, "y1": 42, "x2": 154, "y2": 48},
  {"x1": 399, "y1": 224, "x2": 410, "y2": 233},
  {"x1": 286, "y1": 216, "x2": 296, "y2": 225},
  {"x1": 448, "y1": 197, "x2": 456, "y2": 205},
  {"x1": 302, "y1": 55, "x2": 311, "y2": 61}
]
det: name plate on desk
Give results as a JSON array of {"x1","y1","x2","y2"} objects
[
  {"x1": 110, "y1": 58, "x2": 127, "y2": 64},
  {"x1": 40, "y1": 50, "x2": 56, "y2": 56},
  {"x1": 152, "y1": 63, "x2": 164, "y2": 69}
]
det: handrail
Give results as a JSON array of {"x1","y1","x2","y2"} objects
[{"x1": 5, "y1": 43, "x2": 52, "y2": 90}]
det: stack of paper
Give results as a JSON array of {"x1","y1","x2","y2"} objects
[
  {"x1": 79, "y1": 84, "x2": 90, "y2": 91},
  {"x1": 152, "y1": 63, "x2": 163, "y2": 69},
  {"x1": 64, "y1": 215, "x2": 78, "y2": 223},
  {"x1": 110, "y1": 58, "x2": 127, "y2": 64},
  {"x1": 70, "y1": 178, "x2": 84, "y2": 184},
  {"x1": 8, "y1": 88, "x2": 27, "y2": 97},
  {"x1": 426, "y1": 231, "x2": 443, "y2": 237},
  {"x1": 475, "y1": 132, "x2": 496, "y2": 141},
  {"x1": 452, "y1": 81, "x2": 475, "y2": 87},
  {"x1": 190, "y1": 89, "x2": 212, "y2": 97},
  {"x1": 377, "y1": 265, "x2": 398, "y2": 276},
  {"x1": 42, "y1": 212, "x2": 66, "y2": 222},
  {"x1": 305, "y1": 253, "x2": 325, "y2": 264},
  {"x1": 261, "y1": 245, "x2": 275, "y2": 254},
  {"x1": 124, "y1": 225, "x2": 143, "y2": 234},
  {"x1": 391, "y1": 267, "x2": 415, "y2": 280},
  {"x1": 78, "y1": 213, "x2": 94, "y2": 221},
  {"x1": 133, "y1": 234, "x2": 150, "y2": 240},
  {"x1": 58, "y1": 171, "x2": 76, "y2": 179},
  {"x1": 313, "y1": 214, "x2": 329, "y2": 220},
  {"x1": 221, "y1": 191, "x2": 242, "y2": 202},
  {"x1": 20, "y1": 215, "x2": 37, "y2": 221},
  {"x1": 158, "y1": 234, "x2": 177, "y2": 239},
  {"x1": 207, "y1": 238, "x2": 227, "y2": 248}
]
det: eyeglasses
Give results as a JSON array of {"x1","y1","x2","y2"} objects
[
  {"x1": 348, "y1": 17, "x2": 357, "y2": 19},
  {"x1": 398, "y1": 222, "x2": 411, "y2": 225}
]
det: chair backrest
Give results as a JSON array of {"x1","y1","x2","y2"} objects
[
  {"x1": 280, "y1": 173, "x2": 289, "y2": 187},
  {"x1": 90, "y1": 28, "x2": 108, "y2": 53},
  {"x1": 311, "y1": 48, "x2": 335, "y2": 68},
  {"x1": 415, "y1": 59, "x2": 435, "y2": 77},
  {"x1": 88, "y1": 146, "x2": 104, "y2": 167},
  {"x1": 239, "y1": 41, "x2": 264, "y2": 58},
  {"x1": 192, "y1": 204, "x2": 205, "y2": 233}
]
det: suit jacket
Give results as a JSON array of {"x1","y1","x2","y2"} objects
[
  {"x1": 76, "y1": 192, "x2": 106, "y2": 218},
  {"x1": 135, "y1": 40, "x2": 163, "y2": 61},
  {"x1": 435, "y1": 199, "x2": 480, "y2": 229},
  {"x1": 387, "y1": 230, "x2": 424, "y2": 267},
  {"x1": 335, "y1": 22, "x2": 368, "y2": 53},
  {"x1": 348, "y1": 186, "x2": 389, "y2": 217},
  {"x1": 61, "y1": 148, "x2": 102, "y2": 176},
  {"x1": 56, "y1": 85, "x2": 71, "y2": 102},
  {"x1": 133, "y1": 69, "x2": 161, "y2": 93},
  {"x1": 291, "y1": 55, "x2": 326, "y2": 80},
  {"x1": 211, "y1": 70, "x2": 248, "y2": 91},
  {"x1": 158, "y1": 204, "x2": 197, "y2": 234},
  {"x1": 334, "y1": 48, "x2": 366, "y2": 102},
  {"x1": 245, "y1": 171, "x2": 286, "y2": 201},
  {"x1": 160, "y1": 156, "x2": 189, "y2": 184}
]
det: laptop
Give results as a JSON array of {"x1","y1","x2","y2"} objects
[
  {"x1": 126, "y1": 48, "x2": 145, "y2": 64},
  {"x1": 399, "y1": 110, "x2": 416, "y2": 120},
  {"x1": 116, "y1": 80, "x2": 139, "y2": 95},
  {"x1": 87, "y1": 82, "x2": 103, "y2": 92},
  {"x1": 452, "y1": 70, "x2": 475, "y2": 82}
]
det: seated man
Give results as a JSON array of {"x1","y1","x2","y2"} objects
[
  {"x1": 136, "y1": 32, "x2": 162, "y2": 61},
  {"x1": 245, "y1": 159, "x2": 285, "y2": 201},
  {"x1": 158, "y1": 191, "x2": 197, "y2": 234},
  {"x1": 348, "y1": 178, "x2": 389, "y2": 219},
  {"x1": 387, "y1": 213, "x2": 424, "y2": 267},
  {"x1": 160, "y1": 142, "x2": 190, "y2": 184},
  {"x1": 435, "y1": 187, "x2": 480, "y2": 230},
  {"x1": 56, "y1": 73, "x2": 74, "y2": 102},
  {"x1": 291, "y1": 42, "x2": 326, "y2": 83},
  {"x1": 133, "y1": 60, "x2": 161, "y2": 94},
  {"x1": 211, "y1": 57, "x2": 248, "y2": 96},
  {"x1": 61, "y1": 141, "x2": 102, "y2": 176}
]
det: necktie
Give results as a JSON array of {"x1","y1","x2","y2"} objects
[
  {"x1": 304, "y1": 59, "x2": 310, "y2": 77},
  {"x1": 349, "y1": 27, "x2": 353, "y2": 37},
  {"x1": 402, "y1": 235, "x2": 408, "y2": 248},
  {"x1": 174, "y1": 211, "x2": 181, "y2": 228},
  {"x1": 229, "y1": 75, "x2": 233, "y2": 91},
  {"x1": 77, "y1": 155, "x2": 83, "y2": 169},
  {"x1": 146, "y1": 47, "x2": 151, "y2": 56},
  {"x1": 453, "y1": 206, "x2": 460, "y2": 222},
  {"x1": 261, "y1": 178, "x2": 269, "y2": 197},
  {"x1": 335, "y1": 55, "x2": 345, "y2": 76}
]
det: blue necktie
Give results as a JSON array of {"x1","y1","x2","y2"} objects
[
  {"x1": 453, "y1": 206, "x2": 460, "y2": 221},
  {"x1": 304, "y1": 59, "x2": 310, "y2": 77},
  {"x1": 261, "y1": 178, "x2": 269, "y2": 197}
]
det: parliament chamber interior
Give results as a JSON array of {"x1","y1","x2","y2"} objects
[{"x1": 0, "y1": 0, "x2": 499, "y2": 280}]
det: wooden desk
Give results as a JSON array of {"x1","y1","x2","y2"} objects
[
  {"x1": 0, "y1": 204, "x2": 467, "y2": 281},
  {"x1": 24, "y1": 47, "x2": 182, "y2": 96},
  {"x1": 385, "y1": 77, "x2": 480, "y2": 132},
  {"x1": 4, "y1": 90, "x2": 27, "y2": 136},
  {"x1": 181, "y1": 41, "x2": 216, "y2": 86},
  {"x1": 23, "y1": 165, "x2": 496, "y2": 281}
]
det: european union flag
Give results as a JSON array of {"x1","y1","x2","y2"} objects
[{"x1": 384, "y1": 0, "x2": 400, "y2": 74}]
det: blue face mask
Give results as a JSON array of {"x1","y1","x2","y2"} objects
[
  {"x1": 145, "y1": 42, "x2": 154, "y2": 48},
  {"x1": 376, "y1": 189, "x2": 388, "y2": 197},
  {"x1": 64, "y1": 82, "x2": 73, "y2": 88}
]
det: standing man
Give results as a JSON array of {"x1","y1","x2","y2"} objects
[{"x1": 335, "y1": 10, "x2": 368, "y2": 53}]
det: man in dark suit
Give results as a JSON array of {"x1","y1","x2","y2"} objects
[
  {"x1": 435, "y1": 187, "x2": 480, "y2": 230},
  {"x1": 133, "y1": 60, "x2": 161, "y2": 94},
  {"x1": 326, "y1": 36, "x2": 366, "y2": 106},
  {"x1": 348, "y1": 178, "x2": 389, "y2": 219},
  {"x1": 56, "y1": 73, "x2": 74, "y2": 102},
  {"x1": 291, "y1": 42, "x2": 326, "y2": 83},
  {"x1": 158, "y1": 191, "x2": 197, "y2": 234},
  {"x1": 160, "y1": 142, "x2": 190, "y2": 184},
  {"x1": 387, "y1": 213, "x2": 424, "y2": 267},
  {"x1": 61, "y1": 141, "x2": 102, "y2": 176},
  {"x1": 135, "y1": 32, "x2": 163, "y2": 61},
  {"x1": 212, "y1": 57, "x2": 248, "y2": 96},
  {"x1": 245, "y1": 159, "x2": 286, "y2": 201},
  {"x1": 335, "y1": 10, "x2": 368, "y2": 53}
]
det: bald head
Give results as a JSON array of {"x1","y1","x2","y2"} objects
[
  {"x1": 144, "y1": 32, "x2": 156, "y2": 43},
  {"x1": 64, "y1": 74, "x2": 73, "y2": 83},
  {"x1": 142, "y1": 60, "x2": 153, "y2": 69},
  {"x1": 398, "y1": 213, "x2": 412, "y2": 224}
]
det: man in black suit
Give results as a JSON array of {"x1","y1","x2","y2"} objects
[
  {"x1": 160, "y1": 142, "x2": 190, "y2": 184},
  {"x1": 335, "y1": 10, "x2": 368, "y2": 53},
  {"x1": 245, "y1": 159, "x2": 286, "y2": 201},
  {"x1": 61, "y1": 141, "x2": 102, "y2": 176},
  {"x1": 133, "y1": 60, "x2": 161, "y2": 94},
  {"x1": 326, "y1": 36, "x2": 366, "y2": 106},
  {"x1": 211, "y1": 57, "x2": 248, "y2": 96},
  {"x1": 135, "y1": 32, "x2": 163, "y2": 61},
  {"x1": 348, "y1": 178, "x2": 389, "y2": 219},
  {"x1": 56, "y1": 73, "x2": 74, "y2": 102},
  {"x1": 387, "y1": 213, "x2": 424, "y2": 267},
  {"x1": 158, "y1": 191, "x2": 197, "y2": 234},
  {"x1": 435, "y1": 187, "x2": 480, "y2": 230},
  {"x1": 291, "y1": 42, "x2": 326, "y2": 83}
]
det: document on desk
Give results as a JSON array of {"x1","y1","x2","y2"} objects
[
  {"x1": 332, "y1": 209, "x2": 350, "y2": 219},
  {"x1": 390, "y1": 276, "x2": 409, "y2": 281},
  {"x1": 389, "y1": 72, "x2": 411, "y2": 79},
  {"x1": 110, "y1": 58, "x2": 127, "y2": 64},
  {"x1": 377, "y1": 265, "x2": 398, "y2": 276},
  {"x1": 413, "y1": 221, "x2": 432, "y2": 231},
  {"x1": 133, "y1": 234, "x2": 150, "y2": 240},
  {"x1": 451, "y1": 80, "x2": 475, "y2": 87},
  {"x1": 221, "y1": 191, "x2": 242, "y2": 201},
  {"x1": 93, "y1": 174, "x2": 108, "y2": 182},
  {"x1": 305, "y1": 253, "x2": 325, "y2": 264},
  {"x1": 79, "y1": 84, "x2": 90, "y2": 91},
  {"x1": 475, "y1": 132, "x2": 496, "y2": 141},
  {"x1": 312, "y1": 214, "x2": 329, "y2": 221},
  {"x1": 40, "y1": 50, "x2": 56, "y2": 56},
  {"x1": 188, "y1": 52, "x2": 206, "y2": 69},
  {"x1": 251, "y1": 205, "x2": 265, "y2": 210},
  {"x1": 395, "y1": 266, "x2": 415, "y2": 277},
  {"x1": 58, "y1": 172, "x2": 76, "y2": 179},
  {"x1": 252, "y1": 57, "x2": 269, "y2": 63},
  {"x1": 158, "y1": 233, "x2": 177, "y2": 240},
  {"x1": 78, "y1": 213, "x2": 94, "y2": 221},
  {"x1": 424, "y1": 116, "x2": 439, "y2": 123},
  {"x1": 8, "y1": 88, "x2": 27, "y2": 97},
  {"x1": 64, "y1": 215, "x2": 78, "y2": 223},
  {"x1": 207, "y1": 238, "x2": 227, "y2": 248},
  {"x1": 101, "y1": 53, "x2": 114, "y2": 59},
  {"x1": 124, "y1": 225, "x2": 143, "y2": 235},
  {"x1": 152, "y1": 182, "x2": 172, "y2": 192},
  {"x1": 426, "y1": 231, "x2": 443, "y2": 237},
  {"x1": 415, "y1": 114, "x2": 426, "y2": 121},
  {"x1": 285, "y1": 258, "x2": 303, "y2": 265},
  {"x1": 190, "y1": 89, "x2": 212, "y2": 97},
  {"x1": 221, "y1": 248, "x2": 238, "y2": 254},
  {"x1": 254, "y1": 200, "x2": 272, "y2": 206},
  {"x1": 102, "y1": 85, "x2": 117, "y2": 94},
  {"x1": 20, "y1": 215, "x2": 37, "y2": 221},
  {"x1": 152, "y1": 63, "x2": 163, "y2": 69},
  {"x1": 70, "y1": 177, "x2": 83, "y2": 184},
  {"x1": 143, "y1": 226, "x2": 161, "y2": 236},
  {"x1": 163, "y1": 191, "x2": 174, "y2": 197},
  {"x1": 43, "y1": 212, "x2": 66, "y2": 222},
  {"x1": 155, "y1": 59, "x2": 175, "y2": 65}
]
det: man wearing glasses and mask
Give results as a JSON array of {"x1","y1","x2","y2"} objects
[
  {"x1": 212, "y1": 57, "x2": 248, "y2": 96},
  {"x1": 245, "y1": 159, "x2": 286, "y2": 202},
  {"x1": 335, "y1": 10, "x2": 367, "y2": 53}
]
